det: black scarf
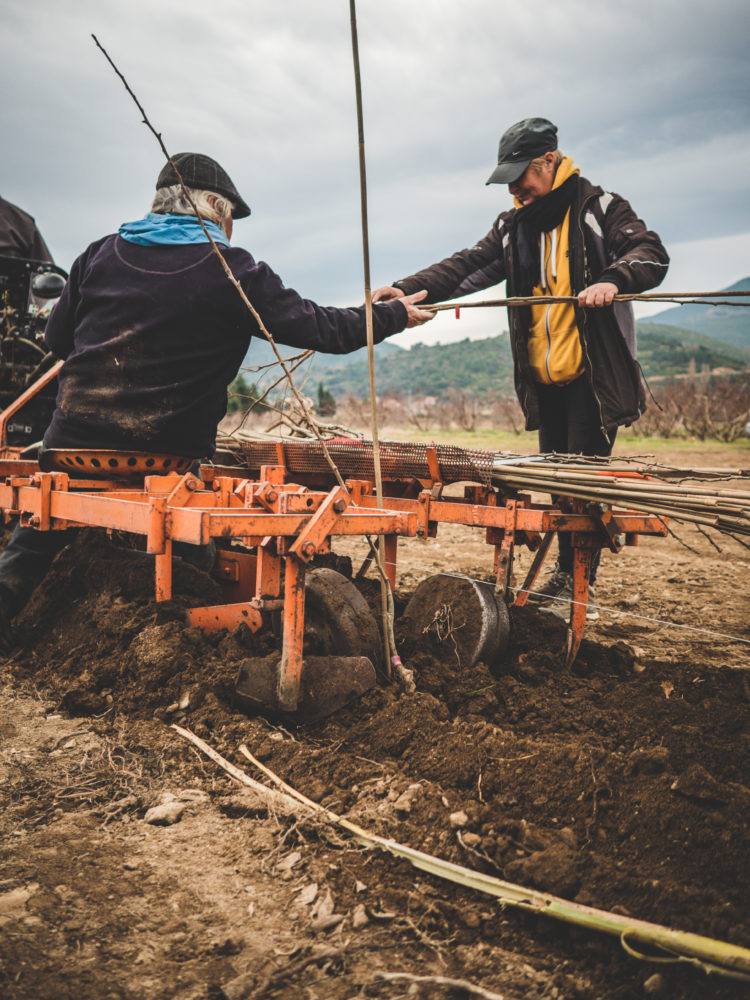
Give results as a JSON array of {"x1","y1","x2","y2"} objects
[{"x1": 512, "y1": 174, "x2": 579, "y2": 295}]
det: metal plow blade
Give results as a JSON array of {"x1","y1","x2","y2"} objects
[{"x1": 235, "y1": 653, "x2": 376, "y2": 724}]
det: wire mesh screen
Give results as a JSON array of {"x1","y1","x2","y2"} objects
[{"x1": 215, "y1": 438, "x2": 495, "y2": 486}]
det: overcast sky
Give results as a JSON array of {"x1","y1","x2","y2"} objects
[{"x1": 2, "y1": 0, "x2": 749, "y2": 346}]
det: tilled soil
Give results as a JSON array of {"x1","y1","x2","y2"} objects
[{"x1": 1, "y1": 449, "x2": 749, "y2": 1000}]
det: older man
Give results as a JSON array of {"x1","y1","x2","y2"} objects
[
  {"x1": 374, "y1": 118, "x2": 669, "y2": 619},
  {"x1": 0, "y1": 153, "x2": 433, "y2": 646}
]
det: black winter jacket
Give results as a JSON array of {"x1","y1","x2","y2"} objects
[
  {"x1": 44, "y1": 235, "x2": 408, "y2": 458},
  {"x1": 394, "y1": 177, "x2": 669, "y2": 433}
]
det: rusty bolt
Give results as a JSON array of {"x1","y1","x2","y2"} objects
[
  {"x1": 267, "y1": 489, "x2": 278, "y2": 503},
  {"x1": 333, "y1": 498, "x2": 347, "y2": 513},
  {"x1": 301, "y1": 541, "x2": 316, "y2": 557},
  {"x1": 184, "y1": 477, "x2": 198, "y2": 491}
]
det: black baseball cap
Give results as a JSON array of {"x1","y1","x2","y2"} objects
[
  {"x1": 486, "y1": 118, "x2": 558, "y2": 185},
  {"x1": 156, "y1": 152, "x2": 251, "y2": 219}
]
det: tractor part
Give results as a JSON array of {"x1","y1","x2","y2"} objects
[
  {"x1": 39, "y1": 448, "x2": 193, "y2": 479},
  {"x1": 235, "y1": 653, "x2": 376, "y2": 724},
  {"x1": 402, "y1": 572, "x2": 510, "y2": 671},
  {"x1": 303, "y1": 567, "x2": 384, "y2": 672},
  {"x1": 234, "y1": 567, "x2": 381, "y2": 723}
]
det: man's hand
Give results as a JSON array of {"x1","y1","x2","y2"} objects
[
  {"x1": 577, "y1": 282, "x2": 619, "y2": 307},
  {"x1": 372, "y1": 285, "x2": 405, "y2": 303},
  {"x1": 400, "y1": 289, "x2": 435, "y2": 328}
]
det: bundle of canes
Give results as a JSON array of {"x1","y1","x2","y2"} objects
[{"x1": 490, "y1": 454, "x2": 750, "y2": 538}]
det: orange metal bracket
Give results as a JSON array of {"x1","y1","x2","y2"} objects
[
  {"x1": 493, "y1": 499, "x2": 518, "y2": 598},
  {"x1": 515, "y1": 530, "x2": 555, "y2": 607},
  {"x1": 277, "y1": 554, "x2": 306, "y2": 712},
  {"x1": 186, "y1": 600, "x2": 263, "y2": 633},
  {"x1": 289, "y1": 485, "x2": 349, "y2": 562},
  {"x1": 0, "y1": 359, "x2": 63, "y2": 450},
  {"x1": 565, "y1": 544, "x2": 594, "y2": 667}
]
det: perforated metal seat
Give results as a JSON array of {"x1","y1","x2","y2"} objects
[{"x1": 38, "y1": 448, "x2": 193, "y2": 480}]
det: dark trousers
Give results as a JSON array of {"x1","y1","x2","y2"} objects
[
  {"x1": 0, "y1": 523, "x2": 215, "y2": 617},
  {"x1": 536, "y1": 376, "x2": 616, "y2": 582}
]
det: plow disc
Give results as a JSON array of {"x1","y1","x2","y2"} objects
[
  {"x1": 235, "y1": 568, "x2": 381, "y2": 723},
  {"x1": 403, "y1": 573, "x2": 511, "y2": 671}
]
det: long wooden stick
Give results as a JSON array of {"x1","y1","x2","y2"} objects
[
  {"x1": 348, "y1": 0, "x2": 397, "y2": 676},
  {"x1": 170, "y1": 726, "x2": 750, "y2": 981},
  {"x1": 426, "y1": 291, "x2": 750, "y2": 311}
]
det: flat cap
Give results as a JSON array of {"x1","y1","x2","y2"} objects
[{"x1": 156, "y1": 153, "x2": 251, "y2": 219}]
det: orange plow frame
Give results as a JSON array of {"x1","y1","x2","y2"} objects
[{"x1": 0, "y1": 453, "x2": 668, "y2": 708}]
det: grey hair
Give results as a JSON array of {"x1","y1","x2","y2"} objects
[{"x1": 150, "y1": 185, "x2": 234, "y2": 225}]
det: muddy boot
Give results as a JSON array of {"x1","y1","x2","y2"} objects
[
  {"x1": 529, "y1": 563, "x2": 572, "y2": 604},
  {"x1": 539, "y1": 579, "x2": 600, "y2": 622}
]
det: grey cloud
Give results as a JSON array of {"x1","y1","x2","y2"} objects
[{"x1": 1, "y1": 0, "x2": 747, "y2": 316}]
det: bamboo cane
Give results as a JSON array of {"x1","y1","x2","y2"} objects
[{"x1": 170, "y1": 728, "x2": 750, "y2": 981}]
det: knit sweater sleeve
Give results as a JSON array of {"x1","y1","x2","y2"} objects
[
  {"x1": 44, "y1": 251, "x2": 85, "y2": 359},
  {"x1": 241, "y1": 257, "x2": 408, "y2": 353}
]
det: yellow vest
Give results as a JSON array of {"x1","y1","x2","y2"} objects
[{"x1": 521, "y1": 157, "x2": 583, "y2": 385}]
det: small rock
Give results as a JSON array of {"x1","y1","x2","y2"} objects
[
  {"x1": 393, "y1": 783, "x2": 422, "y2": 814},
  {"x1": 643, "y1": 972, "x2": 665, "y2": 995},
  {"x1": 177, "y1": 788, "x2": 209, "y2": 804},
  {"x1": 276, "y1": 851, "x2": 302, "y2": 873},
  {"x1": 0, "y1": 884, "x2": 37, "y2": 917},
  {"x1": 221, "y1": 971, "x2": 256, "y2": 1000},
  {"x1": 311, "y1": 912, "x2": 345, "y2": 932},
  {"x1": 628, "y1": 746, "x2": 670, "y2": 775},
  {"x1": 295, "y1": 883, "x2": 318, "y2": 906},
  {"x1": 449, "y1": 810, "x2": 469, "y2": 828},
  {"x1": 351, "y1": 903, "x2": 369, "y2": 929},
  {"x1": 671, "y1": 764, "x2": 728, "y2": 805},
  {"x1": 556, "y1": 826, "x2": 578, "y2": 850},
  {"x1": 143, "y1": 802, "x2": 185, "y2": 826},
  {"x1": 311, "y1": 887, "x2": 335, "y2": 925},
  {"x1": 507, "y1": 843, "x2": 580, "y2": 897},
  {"x1": 123, "y1": 860, "x2": 139, "y2": 871},
  {"x1": 355, "y1": 880, "x2": 367, "y2": 893},
  {"x1": 461, "y1": 832, "x2": 482, "y2": 848}
]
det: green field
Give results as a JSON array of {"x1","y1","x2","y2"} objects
[{"x1": 371, "y1": 425, "x2": 750, "y2": 460}]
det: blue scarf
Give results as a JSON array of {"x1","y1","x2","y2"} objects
[{"x1": 118, "y1": 212, "x2": 229, "y2": 247}]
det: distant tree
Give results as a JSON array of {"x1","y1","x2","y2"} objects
[
  {"x1": 316, "y1": 382, "x2": 337, "y2": 417},
  {"x1": 227, "y1": 373, "x2": 268, "y2": 414}
]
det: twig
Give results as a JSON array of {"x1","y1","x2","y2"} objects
[
  {"x1": 250, "y1": 946, "x2": 347, "y2": 999},
  {"x1": 375, "y1": 971, "x2": 506, "y2": 999}
]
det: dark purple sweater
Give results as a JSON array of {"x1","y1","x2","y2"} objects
[{"x1": 43, "y1": 235, "x2": 407, "y2": 458}]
